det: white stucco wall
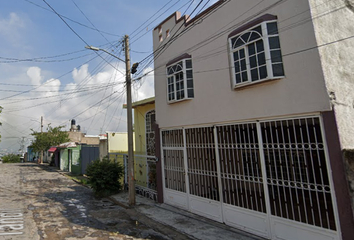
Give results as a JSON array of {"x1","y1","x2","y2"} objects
[
  {"x1": 309, "y1": 0, "x2": 354, "y2": 149},
  {"x1": 153, "y1": 0, "x2": 332, "y2": 129}
]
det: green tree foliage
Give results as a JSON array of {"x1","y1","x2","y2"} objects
[
  {"x1": 86, "y1": 157, "x2": 124, "y2": 197},
  {"x1": 31, "y1": 124, "x2": 70, "y2": 152},
  {"x1": 2, "y1": 153, "x2": 21, "y2": 163}
]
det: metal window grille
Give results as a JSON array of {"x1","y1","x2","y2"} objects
[
  {"x1": 216, "y1": 123, "x2": 266, "y2": 213},
  {"x1": 261, "y1": 117, "x2": 336, "y2": 230},
  {"x1": 185, "y1": 127, "x2": 219, "y2": 201},
  {"x1": 146, "y1": 110, "x2": 156, "y2": 156},
  {"x1": 161, "y1": 116, "x2": 336, "y2": 231},
  {"x1": 163, "y1": 149, "x2": 186, "y2": 192},
  {"x1": 162, "y1": 129, "x2": 186, "y2": 192}
]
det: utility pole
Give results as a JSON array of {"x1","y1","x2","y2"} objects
[
  {"x1": 125, "y1": 35, "x2": 136, "y2": 206},
  {"x1": 85, "y1": 35, "x2": 136, "y2": 206},
  {"x1": 40, "y1": 116, "x2": 43, "y2": 164}
]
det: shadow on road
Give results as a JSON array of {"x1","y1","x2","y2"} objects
[{"x1": 17, "y1": 163, "x2": 169, "y2": 239}]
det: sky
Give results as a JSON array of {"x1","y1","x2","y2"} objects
[{"x1": 0, "y1": 0, "x2": 218, "y2": 153}]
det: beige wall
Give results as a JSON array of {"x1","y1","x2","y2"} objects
[
  {"x1": 309, "y1": 0, "x2": 354, "y2": 149},
  {"x1": 153, "y1": 0, "x2": 332, "y2": 129},
  {"x1": 134, "y1": 103, "x2": 155, "y2": 155},
  {"x1": 99, "y1": 139, "x2": 108, "y2": 160},
  {"x1": 107, "y1": 132, "x2": 135, "y2": 153},
  {"x1": 67, "y1": 132, "x2": 99, "y2": 145}
]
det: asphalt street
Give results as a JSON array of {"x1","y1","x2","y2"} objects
[{"x1": 0, "y1": 163, "x2": 190, "y2": 240}]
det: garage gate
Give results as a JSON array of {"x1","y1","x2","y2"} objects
[{"x1": 161, "y1": 116, "x2": 340, "y2": 240}]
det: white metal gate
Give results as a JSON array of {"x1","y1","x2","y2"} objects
[{"x1": 161, "y1": 116, "x2": 340, "y2": 240}]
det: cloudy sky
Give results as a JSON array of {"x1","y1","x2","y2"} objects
[{"x1": 0, "y1": 0, "x2": 218, "y2": 152}]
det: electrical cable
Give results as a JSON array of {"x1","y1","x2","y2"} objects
[{"x1": 23, "y1": 0, "x2": 121, "y2": 37}]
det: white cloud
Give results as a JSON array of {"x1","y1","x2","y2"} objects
[
  {"x1": 0, "y1": 63, "x2": 155, "y2": 151},
  {"x1": 132, "y1": 67, "x2": 155, "y2": 101},
  {"x1": 0, "y1": 12, "x2": 25, "y2": 45},
  {"x1": 72, "y1": 64, "x2": 90, "y2": 83},
  {"x1": 27, "y1": 67, "x2": 42, "y2": 85}
]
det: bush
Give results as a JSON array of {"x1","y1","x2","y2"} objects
[
  {"x1": 2, "y1": 154, "x2": 21, "y2": 163},
  {"x1": 86, "y1": 157, "x2": 124, "y2": 197}
]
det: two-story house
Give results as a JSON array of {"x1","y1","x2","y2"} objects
[{"x1": 153, "y1": 1, "x2": 354, "y2": 239}]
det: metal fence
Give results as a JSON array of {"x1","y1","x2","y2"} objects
[{"x1": 109, "y1": 152, "x2": 158, "y2": 201}]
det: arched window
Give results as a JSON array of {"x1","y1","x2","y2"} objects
[
  {"x1": 229, "y1": 15, "x2": 284, "y2": 88},
  {"x1": 166, "y1": 54, "x2": 194, "y2": 103}
]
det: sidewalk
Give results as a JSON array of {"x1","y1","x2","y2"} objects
[{"x1": 110, "y1": 192, "x2": 265, "y2": 240}]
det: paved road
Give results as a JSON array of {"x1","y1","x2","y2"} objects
[{"x1": 0, "y1": 163, "x2": 187, "y2": 240}]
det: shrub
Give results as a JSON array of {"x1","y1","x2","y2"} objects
[
  {"x1": 2, "y1": 154, "x2": 21, "y2": 163},
  {"x1": 86, "y1": 157, "x2": 124, "y2": 197}
]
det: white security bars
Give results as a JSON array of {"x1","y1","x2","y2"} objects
[{"x1": 161, "y1": 116, "x2": 337, "y2": 233}]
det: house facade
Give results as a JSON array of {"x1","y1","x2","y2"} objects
[
  {"x1": 130, "y1": 97, "x2": 159, "y2": 200},
  {"x1": 153, "y1": 1, "x2": 354, "y2": 240}
]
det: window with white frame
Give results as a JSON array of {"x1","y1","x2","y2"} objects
[
  {"x1": 166, "y1": 56, "x2": 194, "y2": 103},
  {"x1": 229, "y1": 15, "x2": 284, "y2": 88}
]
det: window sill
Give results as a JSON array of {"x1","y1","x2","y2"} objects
[
  {"x1": 233, "y1": 77, "x2": 283, "y2": 90},
  {"x1": 167, "y1": 98, "x2": 193, "y2": 104}
]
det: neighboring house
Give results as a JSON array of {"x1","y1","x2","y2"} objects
[
  {"x1": 67, "y1": 119, "x2": 100, "y2": 145},
  {"x1": 153, "y1": 1, "x2": 354, "y2": 240},
  {"x1": 57, "y1": 142, "x2": 99, "y2": 174},
  {"x1": 126, "y1": 97, "x2": 159, "y2": 200},
  {"x1": 99, "y1": 134, "x2": 108, "y2": 161},
  {"x1": 26, "y1": 147, "x2": 38, "y2": 162}
]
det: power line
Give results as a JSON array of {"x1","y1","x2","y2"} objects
[
  {"x1": 23, "y1": 0, "x2": 121, "y2": 37},
  {"x1": 71, "y1": 0, "x2": 120, "y2": 50}
]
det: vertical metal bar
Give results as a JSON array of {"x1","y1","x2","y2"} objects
[
  {"x1": 256, "y1": 121, "x2": 272, "y2": 237},
  {"x1": 194, "y1": 128, "x2": 199, "y2": 197},
  {"x1": 286, "y1": 120, "x2": 301, "y2": 222},
  {"x1": 225, "y1": 125, "x2": 235, "y2": 205},
  {"x1": 214, "y1": 126, "x2": 224, "y2": 221},
  {"x1": 233, "y1": 125, "x2": 242, "y2": 207},
  {"x1": 206, "y1": 128, "x2": 213, "y2": 200},
  {"x1": 253, "y1": 123, "x2": 264, "y2": 213},
  {"x1": 262, "y1": 123, "x2": 274, "y2": 215},
  {"x1": 247, "y1": 124, "x2": 259, "y2": 211},
  {"x1": 305, "y1": 118, "x2": 322, "y2": 227},
  {"x1": 241, "y1": 124, "x2": 251, "y2": 209},
  {"x1": 183, "y1": 128, "x2": 190, "y2": 209},
  {"x1": 312, "y1": 117, "x2": 330, "y2": 228},
  {"x1": 269, "y1": 121, "x2": 284, "y2": 218},
  {"x1": 299, "y1": 119, "x2": 315, "y2": 224},
  {"x1": 237, "y1": 125, "x2": 245, "y2": 208},
  {"x1": 200, "y1": 128, "x2": 204, "y2": 198},
  {"x1": 282, "y1": 120, "x2": 295, "y2": 219},
  {"x1": 319, "y1": 115, "x2": 341, "y2": 235},
  {"x1": 201, "y1": 128, "x2": 207, "y2": 199},
  {"x1": 292, "y1": 119, "x2": 308, "y2": 224},
  {"x1": 230, "y1": 125, "x2": 239, "y2": 206},
  {"x1": 275, "y1": 121, "x2": 289, "y2": 219},
  {"x1": 191, "y1": 129, "x2": 196, "y2": 196},
  {"x1": 225, "y1": 126, "x2": 232, "y2": 205}
]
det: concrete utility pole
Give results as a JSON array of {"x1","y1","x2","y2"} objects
[
  {"x1": 125, "y1": 35, "x2": 136, "y2": 206},
  {"x1": 40, "y1": 116, "x2": 43, "y2": 164},
  {"x1": 85, "y1": 35, "x2": 136, "y2": 206}
]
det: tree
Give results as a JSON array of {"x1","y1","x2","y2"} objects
[
  {"x1": 86, "y1": 157, "x2": 124, "y2": 197},
  {"x1": 2, "y1": 153, "x2": 21, "y2": 163},
  {"x1": 31, "y1": 124, "x2": 70, "y2": 153}
]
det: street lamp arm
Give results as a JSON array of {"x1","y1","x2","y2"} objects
[{"x1": 85, "y1": 46, "x2": 125, "y2": 63}]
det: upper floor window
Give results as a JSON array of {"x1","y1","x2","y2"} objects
[
  {"x1": 229, "y1": 15, "x2": 284, "y2": 88},
  {"x1": 166, "y1": 54, "x2": 194, "y2": 103}
]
